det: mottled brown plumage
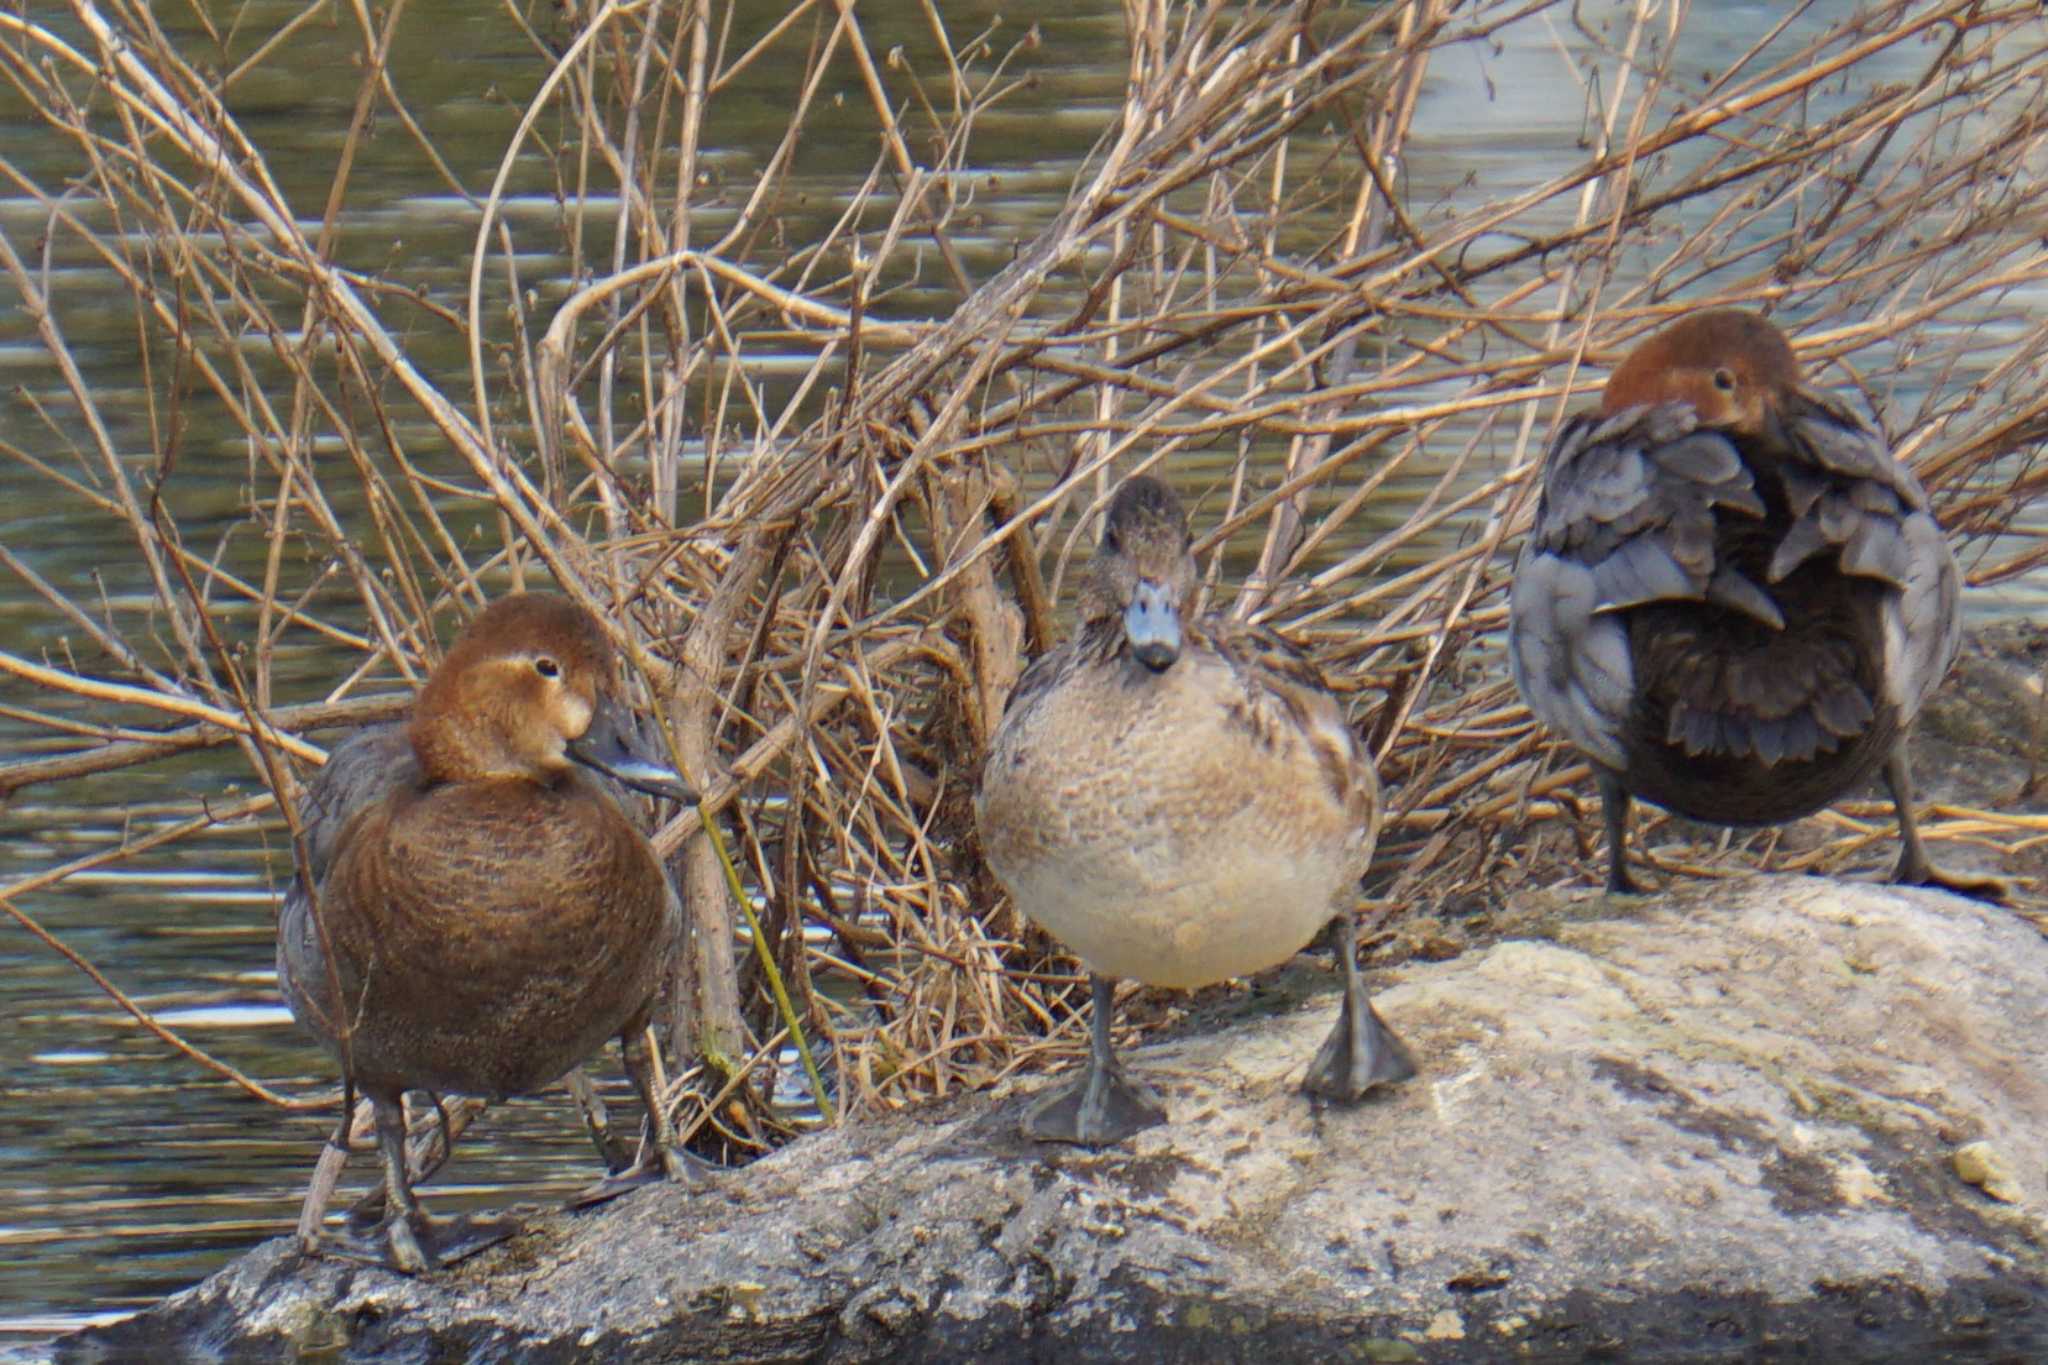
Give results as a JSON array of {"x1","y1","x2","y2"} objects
[
  {"x1": 278, "y1": 592, "x2": 696, "y2": 1273},
  {"x1": 1509, "y1": 310, "x2": 1999, "y2": 897},
  {"x1": 976, "y1": 476, "x2": 1413, "y2": 1146}
]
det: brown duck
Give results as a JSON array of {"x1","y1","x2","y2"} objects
[
  {"x1": 278, "y1": 592, "x2": 697, "y2": 1273},
  {"x1": 977, "y1": 476, "x2": 1413, "y2": 1146},
  {"x1": 1509, "y1": 309, "x2": 1998, "y2": 898}
]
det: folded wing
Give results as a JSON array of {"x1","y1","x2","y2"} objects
[{"x1": 1509, "y1": 393, "x2": 1958, "y2": 771}]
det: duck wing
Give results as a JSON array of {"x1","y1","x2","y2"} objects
[
  {"x1": 296, "y1": 723, "x2": 418, "y2": 887},
  {"x1": 999, "y1": 638, "x2": 1078, "y2": 722},
  {"x1": 1203, "y1": 619, "x2": 1380, "y2": 840},
  {"x1": 1509, "y1": 402, "x2": 1770, "y2": 770},
  {"x1": 278, "y1": 722, "x2": 418, "y2": 1044},
  {"x1": 1769, "y1": 387, "x2": 1960, "y2": 721}
]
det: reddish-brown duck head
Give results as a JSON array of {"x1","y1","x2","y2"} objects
[
  {"x1": 1601, "y1": 309, "x2": 1802, "y2": 439},
  {"x1": 408, "y1": 592, "x2": 693, "y2": 801}
]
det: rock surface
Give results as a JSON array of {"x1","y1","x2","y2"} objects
[{"x1": 63, "y1": 877, "x2": 2048, "y2": 1363}]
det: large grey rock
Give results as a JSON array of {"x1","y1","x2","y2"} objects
[{"x1": 63, "y1": 877, "x2": 2048, "y2": 1362}]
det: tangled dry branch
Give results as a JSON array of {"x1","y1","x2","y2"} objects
[{"x1": 0, "y1": 0, "x2": 2045, "y2": 1150}]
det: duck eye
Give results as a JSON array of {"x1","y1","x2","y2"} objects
[
  {"x1": 534, "y1": 657, "x2": 560, "y2": 680},
  {"x1": 1712, "y1": 368, "x2": 1737, "y2": 392}
]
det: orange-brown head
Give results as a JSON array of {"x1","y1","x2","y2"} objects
[
  {"x1": 1079, "y1": 476, "x2": 1197, "y2": 672},
  {"x1": 1600, "y1": 309, "x2": 1802, "y2": 439},
  {"x1": 409, "y1": 592, "x2": 692, "y2": 800}
]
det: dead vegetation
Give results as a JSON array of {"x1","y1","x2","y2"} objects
[{"x1": 1, "y1": 0, "x2": 2046, "y2": 1162}]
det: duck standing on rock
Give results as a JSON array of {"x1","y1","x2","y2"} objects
[
  {"x1": 278, "y1": 592, "x2": 699, "y2": 1273},
  {"x1": 977, "y1": 475, "x2": 1415, "y2": 1146},
  {"x1": 1509, "y1": 309, "x2": 2001, "y2": 899}
]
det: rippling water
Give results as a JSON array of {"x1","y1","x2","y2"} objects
[
  {"x1": 0, "y1": 0, "x2": 1126, "y2": 1339},
  {"x1": 1, "y1": 1, "x2": 2043, "y2": 1354}
]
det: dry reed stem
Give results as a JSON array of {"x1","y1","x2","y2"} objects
[{"x1": 0, "y1": 0, "x2": 2043, "y2": 1150}]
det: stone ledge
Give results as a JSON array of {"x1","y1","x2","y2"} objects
[{"x1": 62, "y1": 876, "x2": 2048, "y2": 1362}]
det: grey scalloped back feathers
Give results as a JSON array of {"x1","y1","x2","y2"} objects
[{"x1": 1506, "y1": 310, "x2": 1989, "y2": 898}]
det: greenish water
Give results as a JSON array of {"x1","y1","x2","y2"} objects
[{"x1": 0, "y1": 1, "x2": 2043, "y2": 1355}]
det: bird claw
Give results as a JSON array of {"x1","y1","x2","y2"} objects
[{"x1": 303, "y1": 1210, "x2": 520, "y2": 1275}]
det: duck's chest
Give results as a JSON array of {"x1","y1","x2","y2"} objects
[
  {"x1": 307, "y1": 780, "x2": 677, "y2": 1096},
  {"x1": 329, "y1": 778, "x2": 676, "y2": 994},
  {"x1": 394, "y1": 782, "x2": 655, "y2": 900},
  {"x1": 984, "y1": 652, "x2": 1297, "y2": 834},
  {"x1": 977, "y1": 653, "x2": 1362, "y2": 986}
]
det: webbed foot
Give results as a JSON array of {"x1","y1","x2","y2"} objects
[
  {"x1": 1023, "y1": 973, "x2": 1166, "y2": 1146},
  {"x1": 1606, "y1": 863, "x2": 1648, "y2": 896},
  {"x1": 309, "y1": 1086, "x2": 518, "y2": 1275},
  {"x1": 1304, "y1": 909, "x2": 1417, "y2": 1101},
  {"x1": 1024, "y1": 1063, "x2": 1167, "y2": 1147},
  {"x1": 1303, "y1": 992, "x2": 1415, "y2": 1101},
  {"x1": 1886, "y1": 750, "x2": 2014, "y2": 905},
  {"x1": 564, "y1": 1017, "x2": 711, "y2": 1209},
  {"x1": 1889, "y1": 849, "x2": 2014, "y2": 905},
  {"x1": 565, "y1": 1140, "x2": 715, "y2": 1210},
  {"x1": 313, "y1": 1210, "x2": 521, "y2": 1275}
]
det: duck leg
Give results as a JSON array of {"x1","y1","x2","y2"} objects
[
  {"x1": 341, "y1": 1093, "x2": 485, "y2": 1235},
  {"x1": 1024, "y1": 973, "x2": 1167, "y2": 1146},
  {"x1": 567, "y1": 1016, "x2": 711, "y2": 1209},
  {"x1": 563, "y1": 1066, "x2": 636, "y2": 1175},
  {"x1": 319, "y1": 1088, "x2": 519, "y2": 1274},
  {"x1": 293, "y1": 1081, "x2": 359, "y2": 1255},
  {"x1": 1598, "y1": 769, "x2": 1646, "y2": 895},
  {"x1": 1303, "y1": 910, "x2": 1416, "y2": 1101},
  {"x1": 1883, "y1": 749, "x2": 2010, "y2": 903},
  {"x1": 368, "y1": 1089, "x2": 438, "y2": 1273}
]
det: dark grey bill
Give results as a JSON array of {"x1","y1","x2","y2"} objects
[
  {"x1": 1122, "y1": 579, "x2": 1182, "y2": 672},
  {"x1": 567, "y1": 694, "x2": 696, "y2": 802}
]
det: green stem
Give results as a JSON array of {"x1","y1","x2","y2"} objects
[
  {"x1": 705, "y1": 816, "x2": 837, "y2": 1124},
  {"x1": 623, "y1": 644, "x2": 836, "y2": 1124}
]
